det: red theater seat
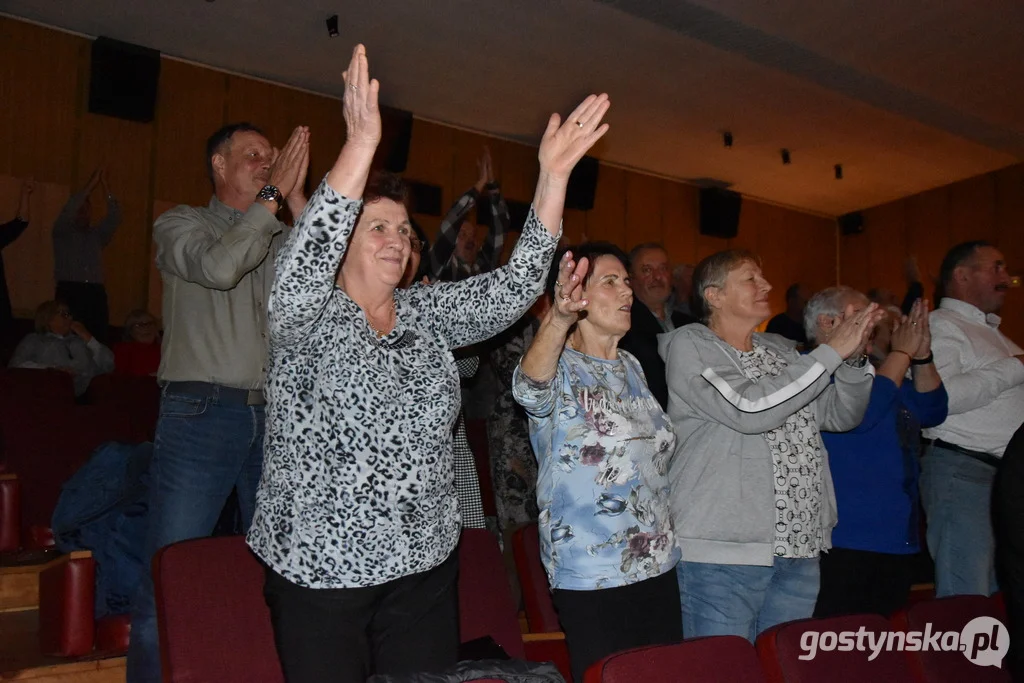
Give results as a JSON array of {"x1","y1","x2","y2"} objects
[
  {"x1": 584, "y1": 636, "x2": 766, "y2": 683},
  {"x1": 511, "y1": 523, "x2": 562, "y2": 633},
  {"x1": 0, "y1": 472, "x2": 20, "y2": 552},
  {"x1": 38, "y1": 550, "x2": 97, "y2": 657},
  {"x1": 891, "y1": 594, "x2": 1010, "y2": 683},
  {"x1": 756, "y1": 613, "x2": 914, "y2": 683},
  {"x1": 154, "y1": 535, "x2": 284, "y2": 683}
]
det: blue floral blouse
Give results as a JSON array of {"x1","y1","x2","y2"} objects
[{"x1": 512, "y1": 347, "x2": 680, "y2": 590}]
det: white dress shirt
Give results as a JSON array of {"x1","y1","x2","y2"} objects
[{"x1": 923, "y1": 298, "x2": 1024, "y2": 455}]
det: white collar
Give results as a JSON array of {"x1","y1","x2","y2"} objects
[{"x1": 939, "y1": 297, "x2": 1002, "y2": 329}]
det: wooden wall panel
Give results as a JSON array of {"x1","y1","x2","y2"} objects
[
  {"x1": 153, "y1": 60, "x2": 227, "y2": 206},
  {"x1": 661, "y1": 182, "x2": 699, "y2": 265},
  {"x1": 949, "y1": 174, "x2": 997, "y2": 246},
  {"x1": 623, "y1": 172, "x2": 662, "y2": 250},
  {"x1": 863, "y1": 201, "x2": 908, "y2": 300},
  {"x1": 0, "y1": 19, "x2": 84, "y2": 184},
  {"x1": 490, "y1": 139, "x2": 535, "y2": 203},
  {"x1": 586, "y1": 166, "x2": 626, "y2": 247},
  {"x1": 995, "y1": 166, "x2": 1024, "y2": 344},
  {"x1": 0, "y1": 177, "x2": 69, "y2": 317},
  {"x1": 76, "y1": 113, "x2": 155, "y2": 325},
  {"x1": 840, "y1": 231, "x2": 871, "y2": 294},
  {"x1": 905, "y1": 187, "x2": 950, "y2": 299},
  {"x1": 404, "y1": 119, "x2": 453, "y2": 239}
]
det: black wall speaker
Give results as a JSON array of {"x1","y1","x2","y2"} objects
[
  {"x1": 838, "y1": 212, "x2": 864, "y2": 235},
  {"x1": 88, "y1": 37, "x2": 160, "y2": 123},
  {"x1": 407, "y1": 181, "x2": 442, "y2": 216},
  {"x1": 699, "y1": 187, "x2": 742, "y2": 239},
  {"x1": 565, "y1": 156, "x2": 599, "y2": 211},
  {"x1": 383, "y1": 108, "x2": 413, "y2": 173}
]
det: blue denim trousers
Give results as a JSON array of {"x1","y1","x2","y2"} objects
[
  {"x1": 677, "y1": 556, "x2": 820, "y2": 642},
  {"x1": 919, "y1": 444, "x2": 998, "y2": 597},
  {"x1": 126, "y1": 387, "x2": 265, "y2": 683}
]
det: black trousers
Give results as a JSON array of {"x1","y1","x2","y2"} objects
[
  {"x1": 263, "y1": 552, "x2": 460, "y2": 683},
  {"x1": 552, "y1": 568, "x2": 682, "y2": 683},
  {"x1": 55, "y1": 281, "x2": 109, "y2": 342},
  {"x1": 814, "y1": 547, "x2": 914, "y2": 618}
]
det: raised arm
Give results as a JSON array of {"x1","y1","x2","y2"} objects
[
  {"x1": 96, "y1": 170, "x2": 121, "y2": 246},
  {"x1": 415, "y1": 95, "x2": 610, "y2": 349},
  {"x1": 267, "y1": 44, "x2": 380, "y2": 345},
  {"x1": 425, "y1": 189, "x2": 476, "y2": 279},
  {"x1": 475, "y1": 148, "x2": 509, "y2": 272}
]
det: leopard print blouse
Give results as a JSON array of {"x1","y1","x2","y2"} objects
[{"x1": 247, "y1": 179, "x2": 558, "y2": 588}]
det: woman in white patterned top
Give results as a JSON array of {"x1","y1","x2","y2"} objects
[
  {"x1": 246, "y1": 44, "x2": 610, "y2": 683},
  {"x1": 658, "y1": 249, "x2": 885, "y2": 642}
]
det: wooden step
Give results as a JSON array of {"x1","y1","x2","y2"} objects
[
  {"x1": 1, "y1": 658, "x2": 125, "y2": 682},
  {"x1": 0, "y1": 609, "x2": 124, "y2": 682},
  {"x1": 0, "y1": 551, "x2": 88, "y2": 613}
]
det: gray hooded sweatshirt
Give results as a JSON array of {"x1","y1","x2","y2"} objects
[{"x1": 658, "y1": 324, "x2": 874, "y2": 567}]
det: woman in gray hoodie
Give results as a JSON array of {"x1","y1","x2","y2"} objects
[{"x1": 658, "y1": 249, "x2": 884, "y2": 642}]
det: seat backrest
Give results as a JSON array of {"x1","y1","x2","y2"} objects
[
  {"x1": 458, "y1": 528, "x2": 524, "y2": 659},
  {"x1": 896, "y1": 594, "x2": 1011, "y2": 682},
  {"x1": 0, "y1": 473, "x2": 20, "y2": 552},
  {"x1": 153, "y1": 535, "x2": 284, "y2": 683},
  {"x1": 0, "y1": 368, "x2": 75, "y2": 406},
  {"x1": 511, "y1": 523, "x2": 561, "y2": 633},
  {"x1": 585, "y1": 636, "x2": 766, "y2": 683},
  {"x1": 756, "y1": 613, "x2": 914, "y2": 683},
  {"x1": 0, "y1": 401, "x2": 133, "y2": 536},
  {"x1": 463, "y1": 418, "x2": 497, "y2": 517}
]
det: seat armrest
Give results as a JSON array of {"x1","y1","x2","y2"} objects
[{"x1": 38, "y1": 550, "x2": 96, "y2": 657}]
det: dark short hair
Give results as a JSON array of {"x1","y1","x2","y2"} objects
[
  {"x1": 206, "y1": 123, "x2": 264, "y2": 189},
  {"x1": 938, "y1": 240, "x2": 994, "y2": 300},
  {"x1": 785, "y1": 283, "x2": 803, "y2": 302},
  {"x1": 547, "y1": 242, "x2": 630, "y2": 300},
  {"x1": 691, "y1": 249, "x2": 762, "y2": 323},
  {"x1": 363, "y1": 171, "x2": 409, "y2": 206},
  {"x1": 627, "y1": 242, "x2": 666, "y2": 274}
]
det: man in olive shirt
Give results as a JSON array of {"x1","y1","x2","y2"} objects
[{"x1": 127, "y1": 122, "x2": 309, "y2": 683}]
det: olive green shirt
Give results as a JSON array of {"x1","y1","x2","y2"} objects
[{"x1": 153, "y1": 196, "x2": 288, "y2": 390}]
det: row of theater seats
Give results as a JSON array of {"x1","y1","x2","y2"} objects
[
  {"x1": 0, "y1": 368, "x2": 159, "y2": 548},
  {"x1": 511, "y1": 524, "x2": 1011, "y2": 682},
  {"x1": 35, "y1": 523, "x2": 1010, "y2": 682}
]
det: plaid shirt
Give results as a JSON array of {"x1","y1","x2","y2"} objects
[{"x1": 427, "y1": 185, "x2": 510, "y2": 282}]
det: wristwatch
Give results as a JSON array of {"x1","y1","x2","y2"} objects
[
  {"x1": 844, "y1": 354, "x2": 869, "y2": 369},
  {"x1": 257, "y1": 185, "x2": 283, "y2": 209}
]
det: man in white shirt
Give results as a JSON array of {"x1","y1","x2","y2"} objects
[{"x1": 921, "y1": 240, "x2": 1024, "y2": 597}]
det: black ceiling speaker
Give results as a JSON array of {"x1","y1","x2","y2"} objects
[
  {"x1": 88, "y1": 37, "x2": 161, "y2": 123},
  {"x1": 699, "y1": 187, "x2": 742, "y2": 239},
  {"x1": 838, "y1": 212, "x2": 864, "y2": 235},
  {"x1": 565, "y1": 155, "x2": 599, "y2": 211}
]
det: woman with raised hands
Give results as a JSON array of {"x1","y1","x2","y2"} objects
[
  {"x1": 246, "y1": 44, "x2": 609, "y2": 682},
  {"x1": 514, "y1": 242, "x2": 681, "y2": 682}
]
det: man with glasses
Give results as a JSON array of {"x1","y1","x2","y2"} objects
[
  {"x1": 621, "y1": 243, "x2": 696, "y2": 409},
  {"x1": 127, "y1": 122, "x2": 309, "y2": 683}
]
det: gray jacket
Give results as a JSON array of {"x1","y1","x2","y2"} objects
[{"x1": 658, "y1": 324, "x2": 873, "y2": 566}]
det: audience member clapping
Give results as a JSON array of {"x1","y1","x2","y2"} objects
[{"x1": 659, "y1": 249, "x2": 882, "y2": 641}]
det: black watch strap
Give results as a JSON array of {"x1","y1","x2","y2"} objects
[
  {"x1": 257, "y1": 185, "x2": 283, "y2": 207},
  {"x1": 911, "y1": 352, "x2": 934, "y2": 366}
]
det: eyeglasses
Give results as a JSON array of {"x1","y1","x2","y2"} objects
[
  {"x1": 409, "y1": 237, "x2": 424, "y2": 254},
  {"x1": 56, "y1": 309, "x2": 71, "y2": 319},
  {"x1": 132, "y1": 320, "x2": 157, "y2": 329}
]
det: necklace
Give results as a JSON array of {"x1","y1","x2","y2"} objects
[{"x1": 366, "y1": 299, "x2": 396, "y2": 338}]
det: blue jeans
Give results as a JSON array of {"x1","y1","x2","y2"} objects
[
  {"x1": 919, "y1": 445, "x2": 998, "y2": 597},
  {"x1": 677, "y1": 557, "x2": 820, "y2": 642},
  {"x1": 126, "y1": 387, "x2": 265, "y2": 683}
]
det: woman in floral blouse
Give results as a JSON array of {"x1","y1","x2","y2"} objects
[{"x1": 513, "y1": 242, "x2": 681, "y2": 682}]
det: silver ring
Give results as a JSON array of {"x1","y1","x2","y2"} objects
[
  {"x1": 912, "y1": 322, "x2": 918, "y2": 326},
  {"x1": 575, "y1": 121, "x2": 583, "y2": 128},
  {"x1": 350, "y1": 84, "x2": 358, "y2": 91},
  {"x1": 561, "y1": 295, "x2": 571, "y2": 302},
  {"x1": 555, "y1": 281, "x2": 563, "y2": 288}
]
